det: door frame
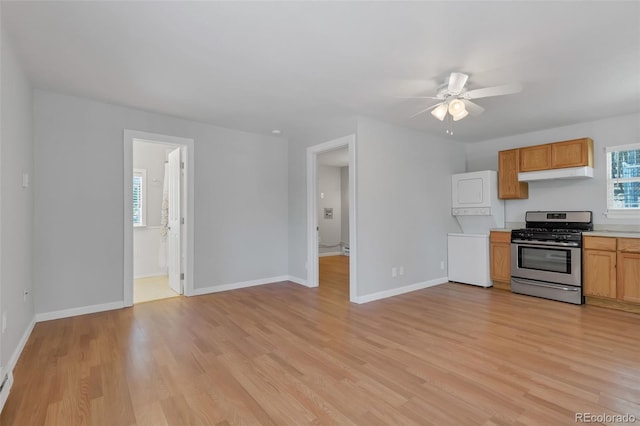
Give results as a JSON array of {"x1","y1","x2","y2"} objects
[
  {"x1": 123, "y1": 130, "x2": 195, "y2": 307},
  {"x1": 306, "y1": 134, "x2": 358, "y2": 302}
]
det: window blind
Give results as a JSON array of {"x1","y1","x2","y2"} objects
[
  {"x1": 133, "y1": 169, "x2": 146, "y2": 226},
  {"x1": 606, "y1": 143, "x2": 640, "y2": 216}
]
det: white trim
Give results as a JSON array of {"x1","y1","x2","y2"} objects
[
  {"x1": 8, "y1": 317, "x2": 35, "y2": 371},
  {"x1": 35, "y1": 301, "x2": 125, "y2": 323},
  {"x1": 604, "y1": 210, "x2": 640, "y2": 219},
  {"x1": 286, "y1": 275, "x2": 309, "y2": 287},
  {"x1": 133, "y1": 273, "x2": 168, "y2": 280},
  {"x1": 352, "y1": 277, "x2": 448, "y2": 304},
  {"x1": 134, "y1": 225, "x2": 162, "y2": 230},
  {"x1": 605, "y1": 142, "x2": 640, "y2": 152},
  {"x1": 0, "y1": 371, "x2": 13, "y2": 414},
  {"x1": 0, "y1": 318, "x2": 36, "y2": 413},
  {"x1": 124, "y1": 130, "x2": 196, "y2": 307},
  {"x1": 318, "y1": 251, "x2": 343, "y2": 257},
  {"x1": 191, "y1": 275, "x2": 290, "y2": 296},
  {"x1": 307, "y1": 134, "x2": 358, "y2": 302}
]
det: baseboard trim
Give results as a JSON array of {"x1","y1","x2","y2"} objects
[
  {"x1": 1, "y1": 315, "x2": 36, "y2": 413},
  {"x1": 134, "y1": 273, "x2": 168, "y2": 279},
  {"x1": 286, "y1": 275, "x2": 309, "y2": 287},
  {"x1": 36, "y1": 301, "x2": 125, "y2": 323},
  {"x1": 191, "y1": 275, "x2": 290, "y2": 296},
  {"x1": 8, "y1": 316, "x2": 36, "y2": 371},
  {"x1": 0, "y1": 370, "x2": 13, "y2": 415},
  {"x1": 319, "y1": 251, "x2": 343, "y2": 257},
  {"x1": 353, "y1": 277, "x2": 448, "y2": 304}
]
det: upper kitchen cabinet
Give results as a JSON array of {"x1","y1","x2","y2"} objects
[
  {"x1": 498, "y1": 149, "x2": 529, "y2": 199},
  {"x1": 498, "y1": 137, "x2": 594, "y2": 199},
  {"x1": 519, "y1": 144, "x2": 551, "y2": 172},
  {"x1": 550, "y1": 138, "x2": 594, "y2": 169},
  {"x1": 519, "y1": 138, "x2": 593, "y2": 172}
]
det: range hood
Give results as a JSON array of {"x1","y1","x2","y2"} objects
[{"x1": 518, "y1": 166, "x2": 594, "y2": 182}]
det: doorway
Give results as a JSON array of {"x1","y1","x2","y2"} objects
[
  {"x1": 306, "y1": 134, "x2": 357, "y2": 302},
  {"x1": 132, "y1": 141, "x2": 182, "y2": 303},
  {"x1": 123, "y1": 130, "x2": 195, "y2": 307},
  {"x1": 317, "y1": 148, "x2": 350, "y2": 298}
]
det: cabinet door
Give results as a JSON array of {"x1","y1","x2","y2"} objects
[
  {"x1": 551, "y1": 138, "x2": 593, "y2": 169},
  {"x1": 498, "y1": 149, "x2": 528, "y2": 199},
  {"x1": 583, "y1": 249, "x2": 617, "y2": 299},
  {"x1": 618, "y1": 251, "x2": 640, "y2": 304},
  {"x1": 490, "y1": 242, "x2": 511, "y2": 282},
  {"x1": 519, "y1": 144, "x2": 551, "y2": 171}
]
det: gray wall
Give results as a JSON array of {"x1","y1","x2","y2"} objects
[
  {"x1": 33, "y1": 90, "x2": 289, "y2": 314},
  {"x1": 340, "y1": 166, "x2": 349, "y2": 245},
  {"x1": 1, "y1": 32, "x2": 35, "y2": 367},
  {"x1": 466, "y1": 113, "x2": 640, "y2": 227},
  {"x1": 356, "y1": 117, "x2": 466, "y2": 296},
  {"x1": 317, "y1": 165, "x2": 342, "y2": 254}
]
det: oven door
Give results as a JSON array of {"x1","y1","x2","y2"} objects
[{"x1": 510, "y1": 240, "x2": 581, "y2": 287}]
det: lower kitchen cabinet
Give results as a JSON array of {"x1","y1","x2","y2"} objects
[
  {"x1": 583, "y1": 249, "x2": 617, "y2": 299},
  {"x1": 618, "y1": 251, "x2": 640, "y2": 304},
  {"x1": 583, "y1": 236, "x2": 640, "y2": 313},
  {"x1": 490, "y1": 231, "x2": 511, "y2": 290}
]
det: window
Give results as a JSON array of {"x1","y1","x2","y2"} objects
[
  {"x1": 133, "y1": 168, "x2": 147, "y2": 226},
  {"x1": 606, "y1": 143, "x2": 640, "y2": 217}
]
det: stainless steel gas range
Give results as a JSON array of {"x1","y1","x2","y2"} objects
[{"x1": 510, "y1": 211, "x2": 593, "y2": 305}]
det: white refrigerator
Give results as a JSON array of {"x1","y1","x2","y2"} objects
[{"x1": 448, "y1": 170, "x2": 505, "y2": 287}]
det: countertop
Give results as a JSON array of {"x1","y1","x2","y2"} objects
[{"x1": 583, "y1": 231, "x2": 640, "y2": 239}]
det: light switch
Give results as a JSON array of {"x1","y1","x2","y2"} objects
[{"x1": 22, "y1": 172, "x2": 30, "y2": 188}]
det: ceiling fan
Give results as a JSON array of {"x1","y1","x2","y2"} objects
[{"x1": 403, "y1": 72, "x2": 522, "y2": 122}]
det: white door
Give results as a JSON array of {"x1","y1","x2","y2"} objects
[{"x1": 167, "y1": 148, "x2": 182, "y2": 294}]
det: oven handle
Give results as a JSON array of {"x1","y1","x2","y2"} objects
[
  {"x1": 511, "y1": 277, "x2": 579, "y2": 292},
  {"x1": 511, "y1": 239, "x2": 580, "y2": 248}
]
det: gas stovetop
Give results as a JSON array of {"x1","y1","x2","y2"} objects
[
  {"x1": 511, "y1": 211, "x2": 593, "y2": 244},
  {"x1": 511, "y1": 228, "x2": 584, "y2": 243}
]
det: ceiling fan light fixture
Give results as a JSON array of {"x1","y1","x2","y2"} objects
[
  {"x1": 431, "y1": 103, "x2": 447, "y2": 121},
  {"x1": 452, "y1": 109, "x2": 469, "y2": 121},
  {"x1": 448, "y1": 99, "x2": 466, "y2": 116}
]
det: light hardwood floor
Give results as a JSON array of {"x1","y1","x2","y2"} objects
[{"x1": 2, "y1": 256, "x2": 639, "y2": 425}]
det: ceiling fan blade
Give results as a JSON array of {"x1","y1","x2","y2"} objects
[
  {"x1": 464, "y1": 82, "x2": 523, "y2": 99},
  {"x1": 395, "y1": 96, "x2": 442, "y2": 100},
  {"x1": 462, "y1": 99, "x2": 485, "y2": 115},
  {"x1": 447, "y1": 72, "x2": 469, "y2": 94},
  {"x1": 410, "y1": 103, "x2": 442, "y2": 118}
]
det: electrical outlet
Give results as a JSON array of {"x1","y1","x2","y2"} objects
[
  {"x1": 440, "y1": 260, "x2": 445, "y2": 270},
  {"x1": 391, "y1": 267, "x2": 397, "y2": 278},
  {"x1": 399, "y1": 266, "x2": 404, "y2": 276}
]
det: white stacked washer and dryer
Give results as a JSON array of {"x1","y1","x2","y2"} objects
[{"x1": 447, "y1": 170, "x2": 505, "y2": 287}]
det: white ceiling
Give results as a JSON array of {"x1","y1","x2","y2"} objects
[{"x1": 2, "y1": 2, "x2": 639, "y2": 142}]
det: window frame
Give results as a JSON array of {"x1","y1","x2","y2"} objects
[
  {"x1": 133, "y1": 168, "x2": 147, "y2": 227},
  {"x1": 605, "y1": 143, "x2": 640, "y2": 219}
]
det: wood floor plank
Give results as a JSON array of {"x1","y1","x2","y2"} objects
[{"x1": 2, "y1": 255, "x2": 639, "y2": 425}]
